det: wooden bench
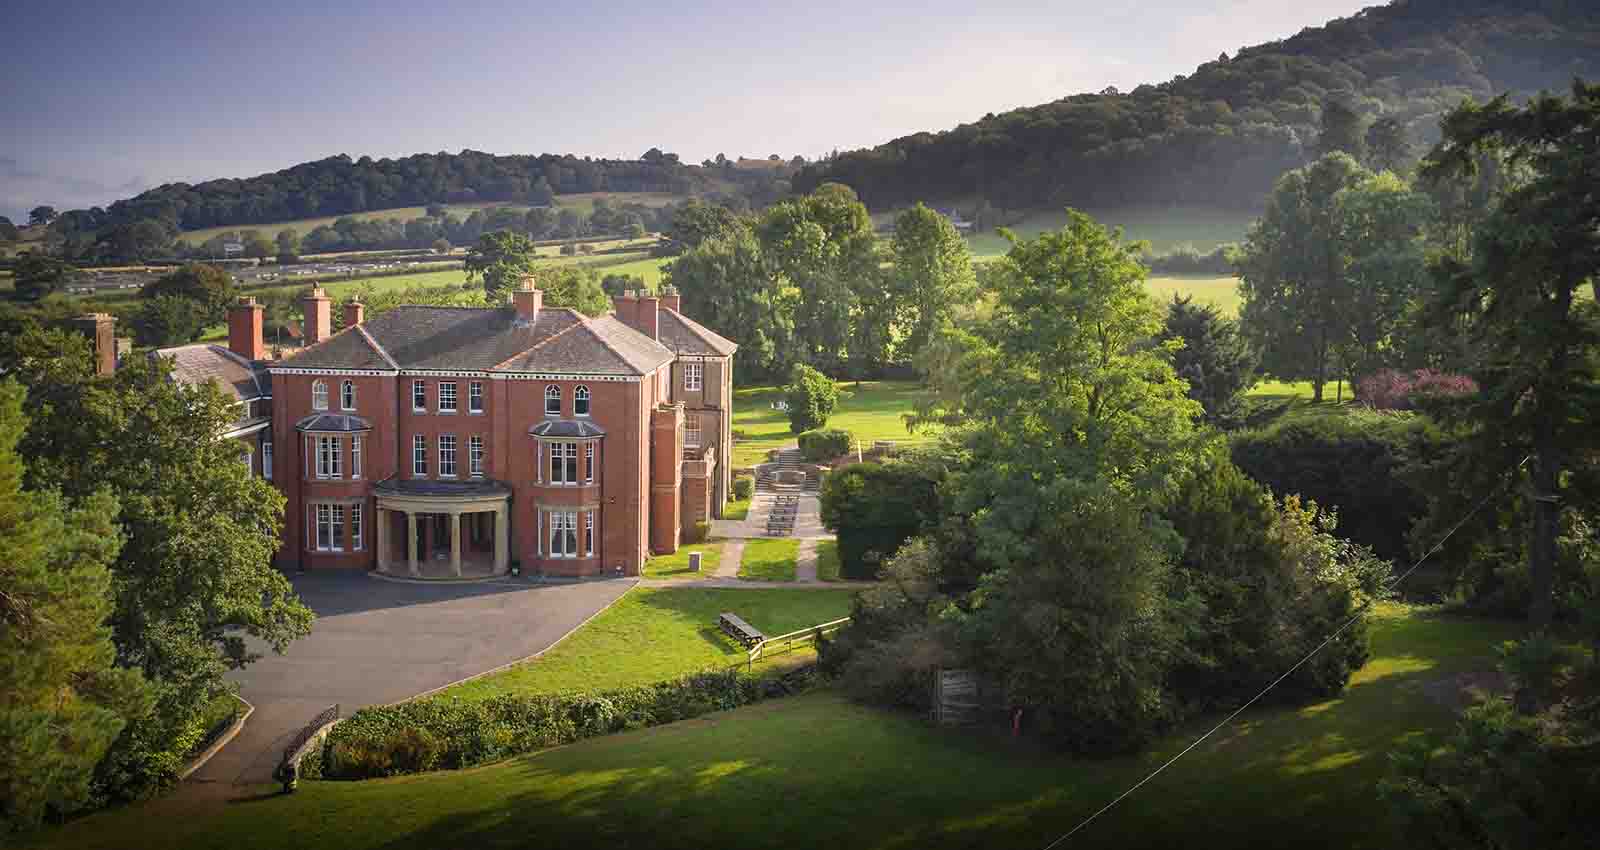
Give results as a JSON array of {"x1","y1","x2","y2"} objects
[{"x1": 719, "y1": 612, "x2": 766, "y2": 648}]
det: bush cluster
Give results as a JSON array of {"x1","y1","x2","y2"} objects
[
  {"x1": 319, "y1": 669, "x2": 809, "y2": 780},
  {"x1": 798, "y1": 428, "x2": 852, "y2": 462},
  {"x1": 1230, "y1": 410, "x2": 1435, "y2": 563},
  {"x1": 818, "y1": 457, "x2": 942, "y2": 581},
  {"x1": 1141, "y1": 243, "x2": 1236, "y2": 275},
  {"x1": 731, "y1": 476, "x2": 754, "y2": 500},
  {"x1": 785, "y1": 364, "x2": 838, "y2": 433},
  {"x1": 1356, "y1": 368, "x2": 1478, "y2": 410}
]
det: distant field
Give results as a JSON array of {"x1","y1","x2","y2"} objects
[
  {"x1": 967, "y1": 205, "x2": 1256, "y2": 257},
  {"x1": 175, "y1": 191, "x2": 684, "y2": 245},
  {"x1": 1146, "y1": 274, "x2": 1241, "y2": 316}
]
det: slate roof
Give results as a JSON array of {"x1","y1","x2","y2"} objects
[
  {"x1": 154, "y1": 344, "x2": 271, "y2": 402},
  {"x1": 374, "y1": 477, "x2": 513, "y2": 497},
  {"x1": 296, "y1": 413, "x2": 373, "y2": 432},
  {"x1": 658, "y1": 308, "x2": 738, "y2": 357},
  {"x1": 277, "y1": 306, "x2": 678, "y2": 376},
  {"x1": 529, "y1": 419, "x2": 607, "y2": 438}
]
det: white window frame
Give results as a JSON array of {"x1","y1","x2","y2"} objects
[
  {"x1": 547, "y1": 510, "x2": 578, "y2": 558},
  {"x1": 585, "y1": 442, "x2": 594, "y2": 484},
  {"x1": 469, "y1": 435, "x2": 484, "y2": 477},
  {"x1": 684, "y1": 363, "x2": 703, "y2": 391},
  {"x1": 412, "y1": 434, "x2": 427, "y2": 476},
  {"x1": 412, "y1": 380, "x2": 427, "y2": 412},
  {"x1": 351, "y1": 435, "x2": 362, "y2": 479},
  {"x1": 316, "y1": 435, "x2": 341, "y2": 479},
  {"x1": 469, "y1": 381, "x2": 484, "y2": 414},
  {"x1": 584, "y1": 511, "x2": 594, "y2": 557},
  {"x1": 439, "y1": 434, "x2": 457, "y2": 478},
  {"x1": 544, "y1": 384, "x2": 561, "y2": 416},
  {"x1": 314, "y1": 503, "x2": 345, "y2": 552},
  {"x1": 350, "y1": 503, "x2": 363, "y2": 551},
  {"x1": 438, "y1": 381, "x2": 457, "y2": 413},
  {"x1": 574, "y1": 385, "x2": 591, "y2": 417},
  {"x1": 685, "y1": 412, "x2": 702, "y2": 447},
  {"x1": 547, "y1": 440, "x2": 580, "y2": 485},
  {"x1": 341, "y1": 379, "x2": 356, "y2": 411},
  {"x1": 312, "y1": 380, "x2": 329, "y2": 410},
  {"x1": 262, "y1": 441, "x2": 273, "y2": 480},
  {"x1": 243, "y1": 447, "x2": 254, "y2": 477}
]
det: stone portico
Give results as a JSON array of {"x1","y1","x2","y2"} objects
[{"x1": 373, "y1": 479, "x2": 511, "y2": 578}]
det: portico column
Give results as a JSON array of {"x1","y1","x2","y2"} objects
[
  {"x1": 450, "y1": 511, "x2": 462, "y2": 577},
  {"x1": 375, "y1": 508, "x2": 389, "y2": 573},
  {"x1": 494, "y1": 503, "x2": 509, "y2": 574},
  {"x1": 406, "y1": 511, "x2": 419, "y2": 576}
]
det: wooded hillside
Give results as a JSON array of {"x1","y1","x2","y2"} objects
[{"x1": 794, "y1": 0, "x2": 1600, "y2": 210}]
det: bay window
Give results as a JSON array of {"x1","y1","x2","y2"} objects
[
  {"x1": 316, "y1": 435, "x2": 341, "y2": 479},
  {"x1": 548, "y1": 441, "x2": 580, "y2": 485},
  {"x1": 547, "y1": 510, "x2": 578, "y2": 558}
]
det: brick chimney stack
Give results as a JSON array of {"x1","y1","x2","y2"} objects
[
  {"x1": 612, "y1": 289, "x2": 660, "y2": 340},
  {"x1": 343, "y1": 299, "x2": 365, "y2": 328},
  {"x1": 660, "y1": 284, "x2": 681, "y2": 314},
  {"x1": 302, "y1": 287, "x2": 332, "y2": 345},
  {"x1": 513, "y1": 277, "x2": 543, "y2": 324},
  {"x1": 228, "y1": 297, "x2": 265, "y2": 361},
  {"x1": 71, "y1": 313, "x2": 117, "y2": 376}
]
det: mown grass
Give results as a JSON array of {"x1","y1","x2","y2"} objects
[
  {"x1": 738, "y1": 537, "x2": 799, "y2": 582},
  {"x1": 432, "y1": 587, "x2": 853, "y2": 702},
  {"x1": 731, "y1": 380, "x2": 933, "y2": 468},
  {"x1": 967, "y1": 205, "x2": 1255, "y2": 258},
  {"x1": 1146, "y1": 274, "x2": 1241, "y2": 316},
  {"x1": 29, "y1": 604, "x2": 1521, "y2": 850},
  {"x1": 814, "y1": 539, "x2": 842, "y2": 582},
  {"x1": 723, "y1": 494, "x2": 751, "y2": 520},
  {"x1": 642, "y1": 540, "x2": 724, "y2": 579}
]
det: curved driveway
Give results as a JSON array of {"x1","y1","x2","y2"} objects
[{"x1": 189, "y1": 571, "x2": 633, "y2": 789}]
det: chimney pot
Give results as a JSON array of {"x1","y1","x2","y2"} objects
[
  {"x1": 513, "y1": 283, "x2": 543, "y2": 323},
  {"x1": 343, "y1": 300, "x2": 365, "y2": 328},
  {"x1": 301, "y1": 286, "x2": 332, "y2": 345}
]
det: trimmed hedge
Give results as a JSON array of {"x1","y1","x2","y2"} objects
[
  {"x1": 798, "y1": 428, "x2": 852, "y2": 462},
  {"x1": 731, "y1": 476, "x2": 754, "y2": 500},
  {"x1": 318, "y1": 668, "x2": 812, "y2": 780}
]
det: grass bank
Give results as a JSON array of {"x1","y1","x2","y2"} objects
[
  {"x1": 731, "y1": 380, "x2": 933, "y2": 467},
  {"x1": 29, "y1": 604, "x2": 1520, "y2": 850}
]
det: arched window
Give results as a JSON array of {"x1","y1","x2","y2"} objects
[
  {"x1": 341, "y1": 380, "x2": 355, "y2": 411},
  {"x1": 311, "y1": 380, "x2": 328, "y2": 410},
  {"x1": 574, "y1": 385, "x2": 591, "y2": 417},
  {"x1": 544, "y1": 384, "x2": 561, "y2": 416}
]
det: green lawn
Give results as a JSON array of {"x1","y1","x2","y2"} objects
[
  {"x1": 732, "y1": 380, "x2": 933, "y2": 468},
  {"x1": 814, "y1": 539, "x2": 842, "y2": 581},
  {"x1": 642, "y1": 540, "x2": 724, "y2": 579},
  {"x1": 30, "y1": 604, "x2": 1521, "y2": 850},
  {"x1": 434, "y1": 586, "x2": 854, "y2": 701},
  {"x1": 967, "y1": 205, "x2": 1254, "y2": 258},
  {"x1": 738, "y1": 537, "x2": 799, "y2": 582},
  {"x1": 724, "y1": 494, "x2": 751, "y2": 520},
  {"x1": 1146, "y1": 274, "x2": 1241, "y2": 316}
]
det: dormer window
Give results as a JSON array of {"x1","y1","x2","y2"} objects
[
  {"x1": 311, "y1": 380, "x2": 328, "y2": 410},
  {"x1": 341, "y1": 380, "x2": 355, "y2": 411},
  {"x1": 545, "y1": 384, "x2": 561, "y2": 416},
  {"x1": 574, "y1": 385, "x2": 591, "y2": 417}
]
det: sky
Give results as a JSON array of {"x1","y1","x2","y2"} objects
[{"x1": 0, "y1": 0, "x2": 1373, "y2": 223}]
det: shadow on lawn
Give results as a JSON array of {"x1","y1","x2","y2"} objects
[{"x1": 358, "y1": 611, "x2": 1515, "y2": 850}]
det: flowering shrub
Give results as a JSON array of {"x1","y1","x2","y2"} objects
[{"x1": 1357, "y1": 369, "x2": 1477, "y2": 410}]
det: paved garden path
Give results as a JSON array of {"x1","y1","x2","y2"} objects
[
  {"x1": 795, "y1": 538, "x2": 819, "y2": 582},
  {"x1": 714, "y1": 539, "x2": 745, "y2": 579},
  {"x1": 188, "y1": 572, "x2": 633, "y2": 793}
]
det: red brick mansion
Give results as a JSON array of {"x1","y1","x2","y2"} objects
[{"x1": 180, "y1": 280, "x2": 736, "y2": 578}]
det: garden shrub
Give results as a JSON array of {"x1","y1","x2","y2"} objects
[
  {"x1": 818, "y1": 458, "x2": 942, "y2": 580},
  {"x1": 798, "y1": 428, "x2": 852, "y2": 462},
  {"x1": 317, "y1": 668, "x2": 809, "y2": 780},
  {"x1": 1230, "y1": 409, "x2": 1437, "y2": 562},
  {"x1": 731, "y1": 476, "x2": 754, "y2": 501},
  {"x1": 683, "y1": 520, "x2": 711, "y2": 544},
  {"x1": 1357, "y1": 369, "x2": 1477, "y2": 411},
  {"x1": 1163, "y1": 458, "x2": 1391, "y2": 712},
  {"x1": 785, "y1": 364, "x2": 837, "y2": 433}
]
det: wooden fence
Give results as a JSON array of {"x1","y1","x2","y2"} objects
[{"x1": 746, "y1": 617, "x2": 851, "y2": 667}]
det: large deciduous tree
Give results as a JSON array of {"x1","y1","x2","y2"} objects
[
  {"x1": 665, "y1": 224, "x2": 789, "y2": 380},
  {"x1": 1365, "y1": 115, "x2": 1413, "y2": 173},
  {"x1": 526, "y1": 265, "x2": 611, "y2": 317},
  {"x1": 464, "y1": 230, "x2": 538, "y2": 299},
  {"x1": 139, "y1": 263, "x2": 234, "y2": 327},
  {"x1": 0, "y1": 380, "x2": 149, "y2": 834},
  {"x1": 1419, "y1": 80, "x2": 1600, "y2": 629},
  {"x1": 11, "y1": 254, "x2": 77, "y2": 301},
  {"x1": 889, "y1": 203, "x2": 976, "y2": 360},
  {"x1": 0, "y1": 328, "x2": 313, "y2": 799},
  {"x1": 28, "y1": 206, "x2": 57, "y2": 226},
  {"x1": 757, "y1": 183, "x2": 878, "y2": 374},
  {"x1": 1317, "y1": 97, "x2": 1367, "y2": 161}
]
